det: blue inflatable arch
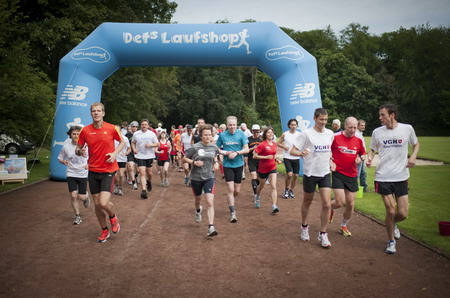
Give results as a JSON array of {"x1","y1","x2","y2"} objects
[{"x1": 50, "y1": 22, "x2": 322, "y2": 180}]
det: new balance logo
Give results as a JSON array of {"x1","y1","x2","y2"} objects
[
  {"x1": 60, "y1": 85, "x2": 89, "y2": 101},
  {"x1": 290, "y1": 83, "x2": 315, "y2": 100}
]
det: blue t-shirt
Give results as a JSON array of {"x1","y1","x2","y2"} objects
[{"x1": 216, "y1": 129, "x2": 248, "y2": 168}]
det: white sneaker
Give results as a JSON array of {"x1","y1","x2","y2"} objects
[
  {"x1": 271, "y1": 205, "x2": 280, "y2": 214},
  {"x1": 230, "y1": 212, "x2": 238, "y2": 223},
  {"x1": 318, "y1": 233, "x2": 331, "y2": 248},
  {"x1": 113, "y1": 185, "x2": 119, "y2": 195},
  {"x1": 165, "y1": 179, "x2": 169, "y2": 186},
  {"x1": 386, "y1": 240, "x2": 396, "y2": 254},
  {"x1": 73, "y1": 215, "x2": 82, "y2": 225},
  {"x1": 207, "y1": 225, "x2": 218, "y2": 237},
  {"x1": 132, "y1": 183, "x2": 138, "y2": 190},
  {"x1": 194, "y1": 206, "x2": 203, "y2": 223},
  {"x1": 117, "y1": 188, "x2": 124, "y2": 196},
  {"x1": 394, "y1": 225, "x2": 401, "y2": 240},
  {"x1": 300, "y1": 225, "x2": 310, "y2": 241}
]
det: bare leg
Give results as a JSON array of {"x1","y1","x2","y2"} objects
[{"x1": 319, "y1": 187, "x2": 331, "y2": 232}]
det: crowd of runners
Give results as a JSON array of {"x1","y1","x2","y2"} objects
[{"x1": 58, "y1": 102, "x2": 419, "y2": 254}]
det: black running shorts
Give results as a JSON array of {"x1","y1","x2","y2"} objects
[
  {"x1": 283, "y1": 158, "x2": 300, "y2": 174},
  {"x1": 118, "y1": 162, "x2": 126, "y2": 169},
  {"x1": 332, "y1": 171, "x2": 359, "y2": 192},
  {"x1": 136, "y1": 158, "x2": 154, "y2": 168},
  {"x1": 223, "y1": 166, "x2": 244, "y2": 183},
  {"x1": 258, "y1": 169, "x2": 277, "y2": 180},
  {"x1": 190, "y1": 178, "x2": 215, "y2": 196},
  {"x1": 303, "y1": 173, "x2": 331, "y2": 193},
  {"x1": 375, "y1": 180, "x2": 408, "y2": 197},
  {"x1": 67, "y1": 177, "x2": 87, "y2": 194},
  {"x1": 248, "y1": 158, "x2": 259, "y2": 173},
  {"x1": 88, "y1": 171, "x2": 116, "y2": 195}
]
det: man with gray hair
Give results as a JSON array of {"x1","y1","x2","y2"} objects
[
  {"x1": 332, "y1": 119, "x2": 342, "y2": 133},
  {"x1": 329, "y1": 117, "x2": 366, "y2": 237}
]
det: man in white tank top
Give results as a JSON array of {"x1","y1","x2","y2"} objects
[
  {"x1": 367, "y1": 104, "x2": 419, "y2": 254},
  {"x1": 277, "y1": 119, "x2": 301, "y2": 199}
]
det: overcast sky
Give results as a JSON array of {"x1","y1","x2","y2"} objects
[{"x1": 172, "y1": 0, "x2": 450, "y2": 35}]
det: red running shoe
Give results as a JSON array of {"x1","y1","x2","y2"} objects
[
  {"x1": 110, "y1": 215, "x2": 121, "y2": 234},
  {"x1": 98, "y1": 229, "x2": 110, "y2": 243}
]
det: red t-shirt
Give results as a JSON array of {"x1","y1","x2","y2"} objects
[
  {"x1": 158, "y1": 141, "x2": 170, "y2": 161},
  {"x1": 254, "y1": 140, "x2": 277, "y2": 173},
  {"x1": 331, "y1": 133, "x2": 366, "y2": 177},
  {"x1": 78, "y1": 122, "x2": 122, "y2": 173}
]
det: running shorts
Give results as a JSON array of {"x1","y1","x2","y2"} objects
[
  {"x1": 157, "y1": 159, "x2": 169, "y2": 167},
  {"x1": 136, "y1": 158, "x2": 154, "y2": 168},
  {"x1": 375, "y1": 180, "x2": 408, "y2": 197},
  {"x1": 248, "y1": 158, "x2": 259, "y2": 173},
  {"x1": 67, "y1": 177, "x2": 87, "y2": 194},
  {"x1": 223, "y1": 166, "x2": 244, "y2": 183},
  {"x1": 303, "y1": 173, "x2": 331, "y2": 193},
  {"x1": 258, "y1": 169, "x2": 277, "y2": 180},
  {"x1": 332, "y1": 171, "x2": 358, "y2": 192},
  {"x1": 88, "y1": 171, "x2": 116, "y2": 194},
  {"x1": 283, "y1": 158, "x2": 300, "y2": 174},
  {"x1": 191, "y1": 178, "x2": 215, "y2": 196},
  {"x1": 118, "y1": 162, "x2": 126, "y2": 169}
]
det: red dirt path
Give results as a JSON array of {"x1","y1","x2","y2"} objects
[{"x1": 1, "y1": 168, "x2": 449, "y2": 297}]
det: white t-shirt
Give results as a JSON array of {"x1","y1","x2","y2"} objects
[
  {"x1": 370, "y1": 123, "x2": 418, "y2": 182},
  {"x1": 293, "y1": 127, "x2": 334, "y2": 177},
  {"x1": 282, "y1": 130, "x2": 301, "y2": 160},
  {"x1": 115, "y1": 137, "x2": 130, "y2": 163},
  {"x1": 132, "y1": 129, "x2": 158, "y2": 159},
  {"x1": 355, "y1": 130, "x2": 366, "y2": 150},
  {"x1": 181, "y1": 132, "x2": 193, "y2": 151},
  {"x1": 58, "y1": 141, "x2": 88, "y2": 178}
]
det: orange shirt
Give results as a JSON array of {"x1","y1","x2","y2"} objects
[
  {"x1": 173, "y1": 134, "x2": 182, "y2": 151},
  {"x1": 78, "y1": 122, "x2": 121, "y2": 173}
]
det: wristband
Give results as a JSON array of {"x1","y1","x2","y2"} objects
[{"x1": 221, "y1": 150, "x2": 228, "y2": 155}]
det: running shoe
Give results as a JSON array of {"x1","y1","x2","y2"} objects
[
  {"x1": 339, "y1": 226, "x2": 352, "y2": 236},
  {"x1": 113, "y1": 185, "x2": 119, "y2": 195},
  {"x1": 282, "y1": 189, "x2": 289, "y2": 199},
  {"x1": 394, "y1": 225, "x2": 401, "y2": 240},
  {"x1": 195, "y1": 206, "x2": 203, "y2": 223},
  {"x1": 73, "y1": 215, "x2": 82, "y2": 225},
  {"x1": 83, "y1": 195, "x2": 91, "y2": 208},
  {"x1": 265, "y1": 179, "x2": 270, "y2": 185},
  {"x1": 97, "y1": 229, "x2": 110, "y2": 243},
  {"x1": 165, "y1": 179, "x2": 169, "y2": 186},
  {"x1": 160, "y1": 181, "x2": 165, "y2": 187},
  {"x1": 117, "y1": 188, "x2": 124, "y2": 196},
  {"x1": 328, "y1": 210, "x2": 335, "y2": 223},
  {"x1": 147, "y1": 183, "x2": 152, "y2": 192},
  {"x1": 300, "y1": 225, "x2": 310, "y2": 241},
  {"x1": 184, "y1": 177, "x2": 189, "y2": 185},
  {"x1": 288, "y1": 190, "x2": 295, "y2": 199},
  {"x1": 230, "y1": 212, "x2": 238, "y2": 223},
  {"x1": 255, "y1": 195, "x2": 261, "y2": 208},
  {"x1": 385, "y1": 240, "x2": 396, "y2": 254},
  {"x1": 207, "y1": 225, "x2": 218, "y2": 237},
  {"x1": 141, "y1": 190, "x2": 148, "y2": 199},
  {"x1": 318, "y1": 232, "x2": 331, "y2": 248},
  {"x1": 132, "y1": 183, "x2": 138, "y2": 190},
  {"x1": 272, "y1": 205, "x2": 280, "y2": 214},
  {"x1": 128, "y1": 180, "x2": 132, "y2": 185},
  {"x1": 110, "y1": 215, "x2": 120, "y2": 234}
]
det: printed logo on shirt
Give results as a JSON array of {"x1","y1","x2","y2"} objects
[
  {"x1": 382, "y1": 139, "x2": 403, "y2": 148},
  {"x1": 224, "y1": 141, "x2": 239, "y2": 146},
  {"x1": 337, "y1": 146, "x2": 357, "y2": 154},
  {"x1": 314, "y1": 144, "x2": 331, "y2": 153}
]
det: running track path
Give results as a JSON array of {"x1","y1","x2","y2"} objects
[{"x1": 1, "y1": 169, "x2": 449, "y2": 297}]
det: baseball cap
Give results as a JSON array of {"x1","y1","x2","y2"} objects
[
  {"x1": 186, "y1": 125, "x2": 193, "y2": 129},
  {"x1": 130, "y1": 121, "x2": 139, "y2": 127},
  {"x1": 251, "y1": 124, "x2": 261, "y2": 130}
]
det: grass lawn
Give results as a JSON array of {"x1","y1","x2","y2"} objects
[
  {"x1": 0, "y1": 148, "x2": 51, "y2": 193},
  {"x1": 355, "y1": 164, "x2": 450, "y2": 255}
]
